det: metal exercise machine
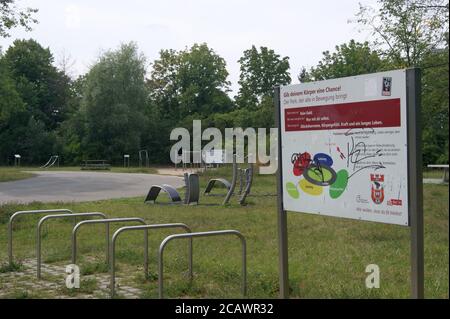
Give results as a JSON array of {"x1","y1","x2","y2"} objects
[{"x1": 144, "y1": 173, "x2": 200, "y2": 205}]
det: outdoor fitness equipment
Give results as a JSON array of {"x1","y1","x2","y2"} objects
[
  {"x1": 237, "y1": 163, "x2": 254, "y2": 205},
  {"x1": 144, "y1": 172, "x2": 200, "y2": 205},
  {"x1": 204, "y1": 154, "x2": 238, "y2": 205},
  {"x1": 36, "y1": 212, "x2": 108, "y2": 279},
  {"x1": 71, "y1": 217, "x2": 146, "y2": 266},
  {"x1": 8, "y1": 209, "x2": 74, "y2": 265},
  {"x1": 139, "y1": 150, "x2": 149, "y2": 168},
  {"x1": 110, "y1": 223, "x2": 193, "y2": 297},
  {"x1": 158, "y1": 229, "x2": 247, "y2": 299},
  {"x1": 40, "y1": 155, "x2": 59, "y2": 168}
]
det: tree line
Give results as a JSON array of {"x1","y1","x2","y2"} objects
[{"x1": 0, "y1": 0, "x2": 448, "y2": 166}]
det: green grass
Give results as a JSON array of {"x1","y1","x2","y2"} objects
[
  {"x1": 0, "y1": 166, "x2": 447, "y2": 299},
  {"x1": 0, "y1": 168, "x2": 35, "y2": 182},
  {"x1": 423, "y1": 169, "x2": 448, "y2": 179},
  {"x1": 0, "y1": 166, "x2": 158, "y2": 180}
]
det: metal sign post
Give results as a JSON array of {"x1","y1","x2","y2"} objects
[
  {"x1": 274, "y1": 86, "x2": 289, "y2": 299},
  {"x1": 406, "y1": 68, "x2": 424, "y2": 299}
]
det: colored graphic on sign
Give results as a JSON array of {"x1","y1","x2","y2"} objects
[{"x1": 289, "y1": 151, "x2": 347, "y2": 198}]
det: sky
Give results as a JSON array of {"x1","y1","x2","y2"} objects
[{"x1": 0, "y1": 0, "x2": 378, "y2": 95}]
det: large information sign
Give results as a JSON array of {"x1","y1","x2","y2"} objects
[{"x1": 280, "y1": 70, "x2": 409, "y2": 226}]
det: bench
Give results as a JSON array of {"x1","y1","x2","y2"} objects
[
  {"x1": 81, "y1": 160, "x2": 111, "y2": 170},
  {"x1": 427, "y1": 164, "x2": 449, "y2": 183}
]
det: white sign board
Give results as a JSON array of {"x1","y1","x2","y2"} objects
[
  {"x1": 280, "y1": 70, "x2": 409, "y2": 226},
  {"x1": 203, "y1": 149, "x2": 225, "y2": 164}
]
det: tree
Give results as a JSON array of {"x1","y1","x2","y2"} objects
[
  {"x1": 355, "y1": 0, "x2": 449, "y2": 165},
  {"x1": 80, "y1": 42, "x2": 149, "y2": 162},
  {"x1": 147, "y1": 44, "x2": 233, "y2": 162},
  {"x1": 178, "y1": 43, "x2": 232, "y2": 117},
  {"x1": 149, "y1": 44, "x2": 232, "y2": 122},
  {"x1": 0, "y1": 55, "x2": 57, "y2": 164},
  {"x1": 236, "y1": 46, "x2": 291, "y2": 109},
  {"x1": 3, "y1": 39, "x2": 73, "y2": 129},
  {"x1": 355, "y1": 0, "x2": 449, "y2": 67},
  {"x1": 421, "y1": 47, "x2": 449, "y2": 164},
  {"x1": 0, "y1": 0, "x2": 38, "y2": 37},
  {"x1": 300, "y1": 40, "x2": 384, "y2": 82}
]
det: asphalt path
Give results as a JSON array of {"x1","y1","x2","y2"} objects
[{"x1": 0, "y1": 171, "x2": 184, "y2": 204}]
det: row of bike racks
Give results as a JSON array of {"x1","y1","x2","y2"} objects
[{"x1": 6, "y1": 209, "x2": 247, "y2": 298}]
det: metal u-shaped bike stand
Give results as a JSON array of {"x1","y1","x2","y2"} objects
[
  {"x1": 71, "y1": 217, "x2": 147, "y2": 267},
  {"x1": 158, "y1": 230, "x2": 247, "y2": 299},
  {"x1": 110, "y1": 223, "x2": 192, "y2": 298},
  {"x1": 36, "y1": 212, "x2": 108, "y2": 279},
  {"x1": 8, "y1": 209, "x2": 74, "y2": 265}
]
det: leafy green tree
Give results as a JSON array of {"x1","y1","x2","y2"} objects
[
  {"x1": 300, "y1": 40, "x2": 384, "y2": 81},
  {"x1": 3, "y1": 39, "x2": 73, "y2": 129},
  {"x1": 236, "y1": 46, "x2": 291, "y2": 109},
  {"x1": 421, "y1": 47, "x2": 449, "y2": 164},
  {"x1": 149, "y1": 44, "x2": 232, "y2": 122},
  {"x1": 147, "y1": 44, "x2": 233, "y2": 162},
  {"x1": 0, "y1": 56, "x2": 25, "y2": 163},
  {"x1": 355, "y1": 0, "x2": 449, "y2": 164},
  {"x1": 177, "y1": 43, "x2": 232, "y2": 116},
  {"x1": 80, "y1": 42, "x2": 149, "y2": 162},
  {"x1": 0, "y1": 0, "x2": 38, "y2": 38},
  {"x1": 355, "y1": 0, "x2": 449, "y2": 67}
]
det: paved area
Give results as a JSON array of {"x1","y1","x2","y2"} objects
[
  {"x1": 156, "y1": 167, "x2": 204, "y2": 176},
  {"x1": 0, "y1": 258, "x2": 142, "y2": 299},
  {"x1": 423, "y1": 178, "x2": 449, "y2": 185},
  {"x1": 0, "y1": 171, "x2": 184, "y2": 204}
]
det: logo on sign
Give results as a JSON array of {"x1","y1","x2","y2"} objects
[
  {"x1": 382, "y1": 77, "x2": 392, "y2": 96},
  {"x1": 370, "y1": 174, "x2": 385, "y2": 204},
  {"x1": 387, "y1": 199, "x2": 403, "y2": 206}
]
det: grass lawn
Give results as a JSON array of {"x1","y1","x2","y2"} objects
[
  {"x1": 0, "y1": 168, "x2": 35, "y2": 183},
  {"x1": 0, "y1": 166, "x2": 158, "y2": 180},
  {"x1": 423, "y1": 168, "x2": 448, "y2": 180},
  {"x1": 0, "y1": 166, "x2": 448, "y2": 299}
]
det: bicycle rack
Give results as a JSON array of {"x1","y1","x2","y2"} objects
[
  {"x1": 110, "y1": 223, "x2": 192, "y2": 298},
  {"x1": 8, "y1": 209, "x2": 74, "y2": 265},
  {"x1": 36, "y1": 212, "x2": 108, "y2": 279},
  {"x1": 71, "y1": 217, "x2": 147, "y2": 266},
  {"x1": 158, "y1": 230, "x2": 247, "y2": 299}
]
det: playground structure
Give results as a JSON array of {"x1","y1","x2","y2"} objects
[
  {"x1": 40, "y1": 155, "x2": 59, "y2": 169},
  {"x1": 139, "y1": 150, "x2": 149, "y2": 168},
  {"x1": 6, "y1": 208, "x2": 247, "y2": 299}
]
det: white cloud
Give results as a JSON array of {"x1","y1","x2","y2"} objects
[
  {"x1": 0, "y1": 0, "x2": 378, "y2": 95},
  {"x1": 65, "y1": 4, "x2": 81, "y2": 30}
]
